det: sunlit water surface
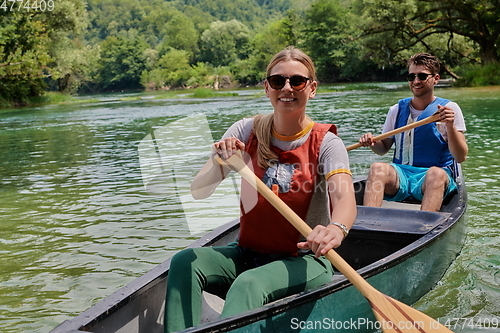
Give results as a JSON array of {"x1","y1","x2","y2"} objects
[{"x1": 0, "y1": 84, "x2": 499, "y2": 332}]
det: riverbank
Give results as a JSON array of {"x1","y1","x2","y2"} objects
[
  {"x1": 0, "y1": 89, "x2": 243, "y2": 110},
  {"x1": 1, "y1": 83, "x2": 406, "y2": 110},
  {"x1": 2, "y1": 71, "x2": 497, "y2": 110}
]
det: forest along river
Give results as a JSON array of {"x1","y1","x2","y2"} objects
[{"x1": 0, "y1": 84, "x2": 499, "y2": 333}]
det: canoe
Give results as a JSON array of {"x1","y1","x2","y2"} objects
[{"x1": 50, "y1": 166, "x2": 467, "y2": 333}]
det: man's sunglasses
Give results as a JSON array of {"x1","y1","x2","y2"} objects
[
  {"x1": 406, "y1": 73, "x2": 436, "y2": 82},
  {"x1": 266, "y1": 75, "x2": 310, "y2": 91}
]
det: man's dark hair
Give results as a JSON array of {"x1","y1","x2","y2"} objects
[{"x1": 408, "y1": 53, "x2": 441, "y2": 74}]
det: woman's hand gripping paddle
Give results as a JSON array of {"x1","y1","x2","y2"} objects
[
  {"x1": 345, "y1": 113, "x2": 440, "y2": 151},
  {"x1": 216, "y1": 152, "x2": 453, "y2": 332}
]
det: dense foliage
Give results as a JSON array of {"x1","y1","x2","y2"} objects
[{"x1": 1, "y1": 0, "x2": 499, "y2": 106}]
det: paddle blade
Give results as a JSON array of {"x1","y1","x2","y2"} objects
[{"x1": 368, "y1": 294, "x2": 453, "y2": 333}]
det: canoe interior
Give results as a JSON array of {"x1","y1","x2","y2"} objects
[
  {"x1": 51, "y1": 173, "x2": 466, "y2": 333},
  {"x1": 336, "y1": 206, "x2": 449, "y2": 270}
]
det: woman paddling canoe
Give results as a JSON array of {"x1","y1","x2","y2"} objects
[{"x1": 164, "y1": 47, "x2": 356, "y2": 333}]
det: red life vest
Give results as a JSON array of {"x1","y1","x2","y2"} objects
[{"x1": 237, "y1": 122, "x2": 337, "y2": 257}]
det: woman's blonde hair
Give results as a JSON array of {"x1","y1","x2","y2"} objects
[{"x1": 254, "y1": 46, "x2": 317, "y2": 168}]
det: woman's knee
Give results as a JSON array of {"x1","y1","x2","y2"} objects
[
  {"x1": 222, "y1": 270, "x2": 269, "y2": 315},
  {"x1": 169, "y1": 248, "x2": 204, "y2": 275},
  {"x1": 233, "y1": 270, "x2": 263, "y2": 292},
  {"x1": 227, "y1": 270, "x2": 269, "y2": 301}
]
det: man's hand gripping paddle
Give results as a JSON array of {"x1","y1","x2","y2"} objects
[{"x1": 345, "y1": 113, "x2": 440, "y2": 151}]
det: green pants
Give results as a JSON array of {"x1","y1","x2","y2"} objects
[{"x1": 164, "y1": 243, "x2": 333, "y2": 333}]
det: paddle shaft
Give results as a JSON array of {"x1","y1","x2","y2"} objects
[
  {"x1": 345, "y1": 113, "x2": 440, "y2": 151},
  {"x1": 222, "y1": 154, "x2": 376, "y2": 298}
]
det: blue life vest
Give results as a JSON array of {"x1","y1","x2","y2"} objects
[{"x1": 393, "y1": 97, "x2": 454, "y2": 168}]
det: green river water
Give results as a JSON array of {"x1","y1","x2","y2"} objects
[{"x1": 0, "y1": 83, "x2": 499, "y2": 332}]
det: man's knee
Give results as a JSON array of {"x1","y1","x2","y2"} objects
[
  {"x1": 368, "y1": 162, "x2": 391, "y2": 179},
  {"x1": 366, "y1": 162, "x2": 397, "y2": 192},
  {"x1": 425, "y1": 167, "x2": 448, "y2": 186}
]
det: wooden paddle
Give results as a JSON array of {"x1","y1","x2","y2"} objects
[
  {"x1": 345, "y1": 113, "x2": 440, "y2": 151},
  {"x1": 217, "y1": 151, "x2": 453, "y2": 332}
]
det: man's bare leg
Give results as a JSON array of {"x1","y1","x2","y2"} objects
[
  {"x1": 363, "y1": 162, "x2": 400, "y2": 207},
  {"x1": 420, "y1": 167, "x2": 448, "y2": 212}
]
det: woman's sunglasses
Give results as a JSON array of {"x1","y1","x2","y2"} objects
[
  {"x1": 406, "y1": 73, "x2": 436, "y2": 82},
  {"x1": 266, "y1": 75, "x2": 310, "y2": 91}
]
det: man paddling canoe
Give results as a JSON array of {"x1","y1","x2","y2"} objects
[{"x1": 358, "y1": 53, "x2": 468, "y2": 211}]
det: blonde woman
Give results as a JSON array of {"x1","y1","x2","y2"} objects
[{"x1": 164, "y1": 47, "x2": 356, "y2": 332}]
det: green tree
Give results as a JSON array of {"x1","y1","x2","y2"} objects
[
  {"x1": 157, "y1": 49, "x2": 192, "y2": 87},
  {"x1": 45, "y1": 0, "x2": 91, "y2": 93},
  {"x1": 139, "y1": 2, "x2": 183, "y2": 47},
  {"x1": 253, "y1": 11, "x2": 303, "y2": 57},
  {"x1": 234, "y1": 11, "x2": 305, "y2": 85},
  {"x1": 141, "y1": 49, "x2": 193, "y2": 89},
  {"x1": 0, "y1": 12, "x2": 49, "y2": 105},
  {"x1": 162, "y1": 12, "x2": 199, "y2": 59},
  {"x1": 49, "y1": 38, "x2": 99, "y2": 93},
  {"x1": 301, "y1": 0, "x2": 353, "y2": 81},
  {"x1": 95, "y1": 35, "x2": 148, "y2": 90},
  {"x1": 199, "y1": 20, "x2": 251, "y2": 67},
  {"x1": 178, "y1": 5, "x2": 215, "y2": 34},
  {"x1": 178, "y1": 0, "x2": 256, "y2": 26},
  {"x1": 355, "y1": 0, "x2": 500, "y2": 66},
  {"x1": 0, "y1": 0, "x2": 88, "y2": 104}
]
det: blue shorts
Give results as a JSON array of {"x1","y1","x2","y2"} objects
[{"x1": 384, "y1": 164, "x2": 457, "y2": 202}]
